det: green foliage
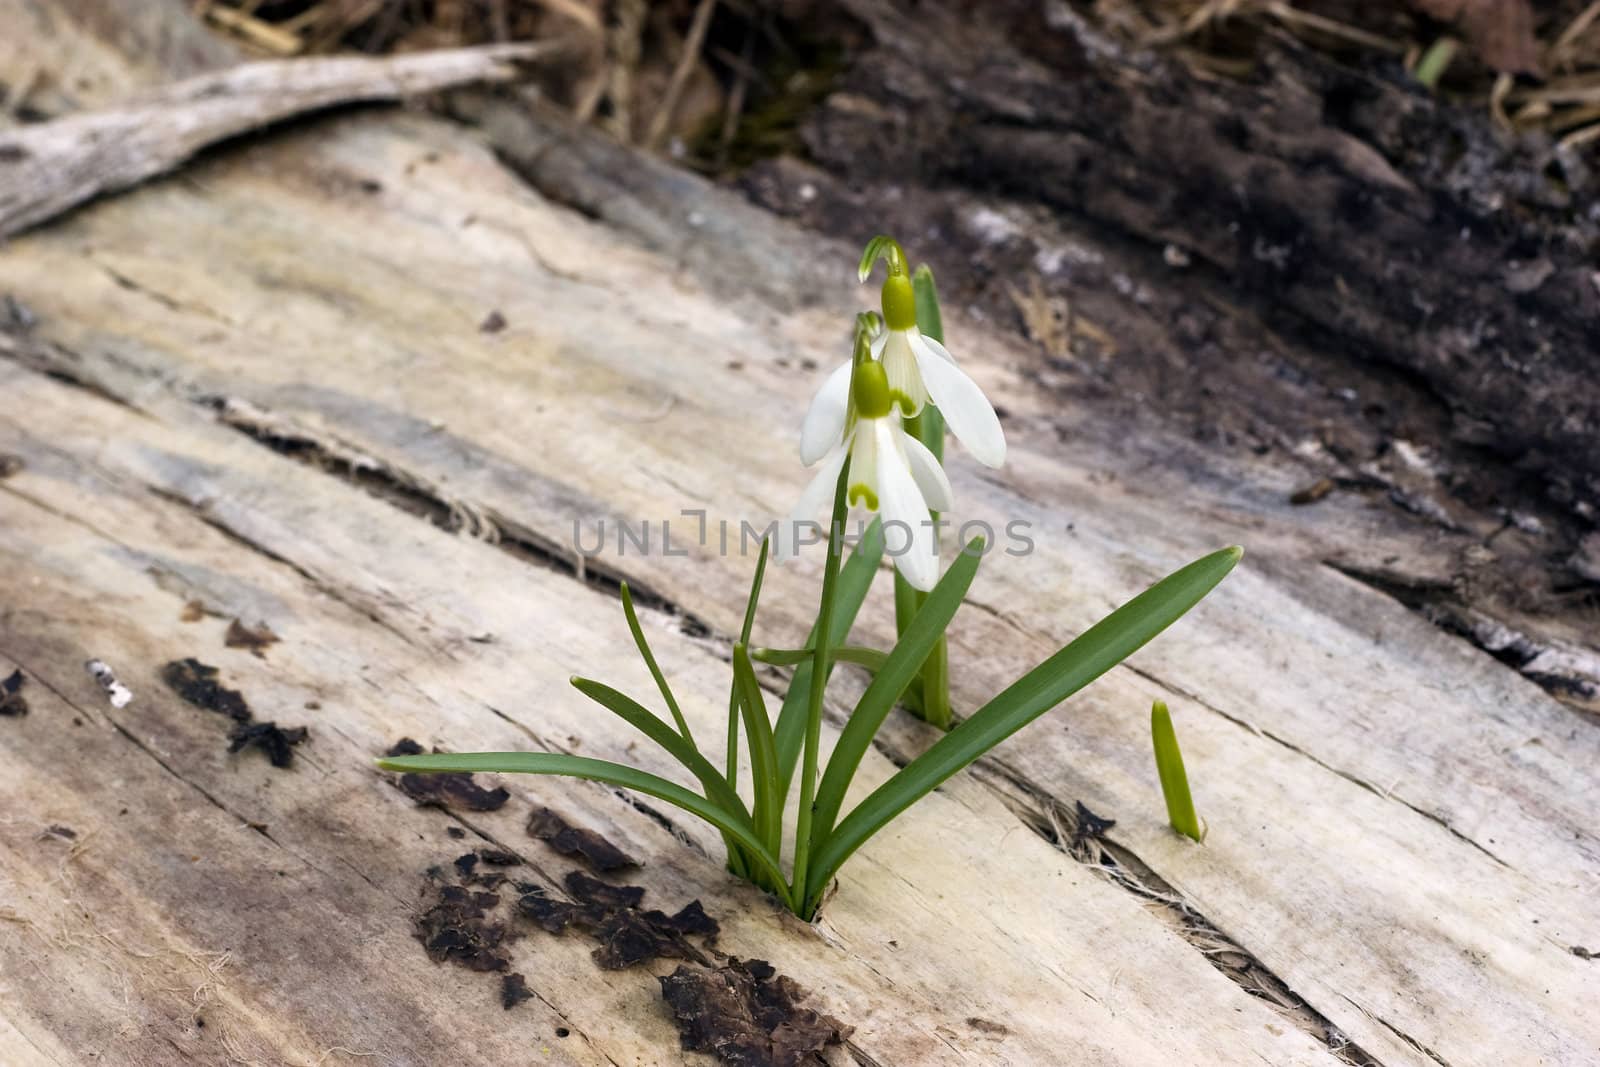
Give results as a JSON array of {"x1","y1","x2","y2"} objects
[
  {"x1": 376, "y1": 236, "x2": 1241, "y2": 921},
  {"x1": 1152, "y1": 700, "x2": 1204, "y2": 842}
]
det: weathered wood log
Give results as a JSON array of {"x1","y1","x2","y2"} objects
[
  {"x1": 799, "y1": 0, "x2": 1600, "y2": 494},
  {"x1": 1, "y1": 4, "x2": 1598, "y2": 1067},
  {"x1": 0, "y1": 38, "x2": 567, "y2": 239},
  {"x1": 738, "y1": 0, "x2": 1600, "y2": 716}
]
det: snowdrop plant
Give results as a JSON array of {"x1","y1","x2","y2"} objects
[{"x1": 378, "y1": 236, "x2": 1241, "y2": 920}]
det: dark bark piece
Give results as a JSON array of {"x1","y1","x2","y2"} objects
[
  {"x1": 224, "y1": 618, "x2": 279, "y2": 657},
  {"x1": 385, "y1": 737, "x2": 511, "y2": 812},
  {"x1": 0, "y1": 669, "x2": 27, "y2": 716},
  {"x1": 162, "y1": 657, "x2": 250, "y2": 721},
  {"x1": 528, "y1": 806, "x2": 638, "y2": 871},
  {"x1": 500, "y1": 972, "x2": 533, "y2": 1009},
  {"x1": 226, "y1": 720, "x2": 308, "y2": 768},
  {"x1": 658, "y1": 957, "x2": 851, "y2": 1067},
  {"x1": 513, "y1": 871, "x2": 719, "y2": 970},
  {"x1": 415, "y1": 883, "x2": 511, "y2": 973}
]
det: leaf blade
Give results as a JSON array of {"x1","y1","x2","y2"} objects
[
  {"x1": 571, "y1": 677, "x2": 753, "y2": 828},
  {"x1": 376, "y1": 750, "x2": 791, "y2": 907},
  {"x1": 810, "y1": 539, "x2": 983, "y2": 851},
  {"x1": 806, "y1": 546, "x2": 1242, "y2": 908},
  {"x1": 775, "y1": 518, "x2": 884, "y2": 797}
]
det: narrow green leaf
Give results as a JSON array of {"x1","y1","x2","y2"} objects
[
  {"x1": 809, "y1": 539, "x2": 983, "y2": 851},
  {"x1": 724, "y1": 539, "x2": 771, "y2": 878},
  {"x1": 775, "y1": 518, "x2": 884, "y2": 797},
  {"x1": 619, "y1": 582, "x2": 697, "y2": 749},
  {"x1": 376, "y1": 750, "x2": 791, "y2": 908},
  {"x1": 753, "y1": 646, "x2": 889, "y2": 673},
  {"x1": 1152, "y1": 700, "x2": 1203, "y2": 842},
  {"x1": 570, "y1": 677, "x2": 752, "y2": 829},
  {"x1": 806, "y1": 546, "x2": 1242, "y2": 910},
  {"x1": 731, "y1": 644, "x2": 782, "y2": 857}
]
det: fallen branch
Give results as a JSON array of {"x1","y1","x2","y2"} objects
[{"x1": 0, "y1": 42, "x2": 568, "y2": 240}]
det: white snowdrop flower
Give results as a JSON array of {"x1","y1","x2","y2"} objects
[
  {"x1": 799, "y1": 268, "x2": 1005, "y2": 469},
  {"x1": 780, "y1": 360, "x2": 952, "y2": 591}
]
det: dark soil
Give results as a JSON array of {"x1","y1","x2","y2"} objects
[
  {"x1": 385, "y1": 738, "x2": 511, "y2": 812},
  {"x1": 527, "y1": 806, "x2": 638, "y2": 872}
]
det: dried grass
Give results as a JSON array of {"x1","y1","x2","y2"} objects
[{"x1": 1120, "y1": 0, "x2": 1600, "y2": 142}]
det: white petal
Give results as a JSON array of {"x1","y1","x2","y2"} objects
[
  {"x1": 874, "y1": 420, "x2": 938, "y2": 591},
  {"x1": 869, "y1": 330, "x2": 888, "y2": 360},
  {"x1": 899, "y1": 430, "x2": 954, "y2": 512},
  {"x1": 912, "y1": 337, "x2": 1006, "y2": 468},
  {"x1": 911, "y1": 329, "x2": 958, "y2": 364},
  {"x1": 799, "y1": 360, "x2": 853, "y2": 466},
  {"x1": 847, "y1": 413, "x2": 879, "y2": 505},
  {"x1": 882, "y1": 332, "x2": 928, "y2": 415},
  {"x1": 774, "y1": 442, "x2": 848, "y2": 561}
]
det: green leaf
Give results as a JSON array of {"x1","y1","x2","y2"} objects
[
  {"x1": 619, "y1": 582, "x2": 697, "y2": 748},
  {"x1": 805, "y1": 546, "x2": 1242, "y2": 910},
  {"x1": 570, "y1": 677, "x2": 752, "y2": 829},
  {"x1": 775, "y1": 518, "x2": 884, "y2": 797},
  {"x1": 376, "y1": 750, "x2": 791, "y2": 909},
  {"x1": 1152, "y1": 700, "x2": 1203, "y2": 842},
  {"x1": 731, "y1": 644, "x2": 783, "y2": 857},
  {"x1": 753, "y1": 646, "x2": 889, "y2": 673},
  {"x1": 725, "y1": 539, "x2": 771, "y2": 878},
  {"x1": 809, "y1": 539, "x2": 983, "y2": 851}
]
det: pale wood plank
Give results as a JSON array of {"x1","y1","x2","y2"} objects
[
  {"x1": 0, "y1": 360, "x2": 1341, "y2": 1065},
  {"x1": 1, "y1": 102, "x2": 1594, "y2": 1065}
]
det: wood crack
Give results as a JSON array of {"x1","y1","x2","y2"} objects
[
  {"x1": 970, "y1": 758, "x2": 1389, "y2": 1067},
  {"x1": 1123, "y1": 664, "x2": 1517, "y2": 872}
]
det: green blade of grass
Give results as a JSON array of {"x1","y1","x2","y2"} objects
[
  {"x1": 805, "y1": 546, "x2": 1242, "y2": 912},
  {"x1": 619, "y1": 582, "x2": 697, "y2": 749},
  {"x1": 376, "y1": 750, "x2": 791, "y2": 910},
  {"x1": 775, "y1": 517, "x2": 884, "y2": 798},
  {"x1": 752, "y1": 646, "x2": 889, "y2": 672},
  {"x1": 724, "y1": 539, "x2": 771, "y2": 878},
  {"x1": 1152, "y1": 700, "x2": 1203, "y2": 842},
  {"x1": 731, "y1": 643, "x2": 783, "y2": 858},
  {"x1": 570, "y1": 677, "x2": 753, "y2": 829},
  {"x1": 809, "y1": 539, "x2": 982, "y2": 852}
]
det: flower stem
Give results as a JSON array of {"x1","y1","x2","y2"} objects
[
  {"x1": 792, "y1": 461, "x2": 850, "y2": 912},
  {"x1": 897, "y1": 264, "x2": 952, "y2": 729}
]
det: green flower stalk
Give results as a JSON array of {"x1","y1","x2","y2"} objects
[{"x1": 377, "y1": 234, "x2": 1241, "y2": 921}]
